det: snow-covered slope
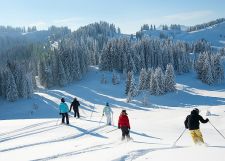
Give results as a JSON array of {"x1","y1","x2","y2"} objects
[
  {"x1": 0, "y1": 67, "x2": 225, "y2": 161},
  {"x1": 176, "y1": 22, "x2": 225, "y2": 47},
  {"x1": 142, "y1": 22, "x2": 225, "y2": 47}
]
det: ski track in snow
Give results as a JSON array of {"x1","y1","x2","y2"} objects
[{"x1": 0, "y1": 124, "x2": 108, "y2": 152}]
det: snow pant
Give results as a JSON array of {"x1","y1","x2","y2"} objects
[
  {"x1": 73, "y1": 108, "x2": 80, "y2": 118},
  {"x1": 105, "y1": 114, "x2": 112, "y2": 125},
  {"x1": 62, "y1": 113, "x2": 69, "y2": 124},
  {"x1": 189, "y1": 129, "x2": 204, "y2": 144},
  {"x1": 121, "y1": 126, "x2": 130, "y2": 140}
]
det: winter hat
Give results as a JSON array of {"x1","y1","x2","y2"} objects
[
  {"x1": 61, "y1": 98, "x2": 65, "y2": 103},
  {"x1": 121, "y1": 110, "x2": 127, "y2": 114}
]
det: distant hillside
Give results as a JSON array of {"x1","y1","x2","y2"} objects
[{"x1": 139, "y1": 21, "x2": 225, "y2": 47}]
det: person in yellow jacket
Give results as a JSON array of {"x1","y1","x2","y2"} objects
[{"x1": 184, "y1": 108, "x2": 209, "y2": 144}]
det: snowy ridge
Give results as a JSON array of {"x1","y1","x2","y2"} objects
[{"x1": 142, "y1": 22, "x2": 225, "y2": 47}]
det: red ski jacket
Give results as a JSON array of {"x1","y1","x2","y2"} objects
[{"x1": 118, "y1": 114, "x2": 130, "y2": 129}]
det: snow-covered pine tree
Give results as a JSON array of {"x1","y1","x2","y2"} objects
[
  {"x1": 6, "y1": 69, "x2": 19, "y2": 102},
  {"x1": 125, "y1": 71, "x2": 133, "y2": 95},
  {"x1": 165, "y1": 64, "x2": 176, "y2": 92},
  {"x1": 129, "y1": 74, "x2": 138, "y2": 97},
  {"x1": 150, "y1": 70, "x2": 157, "y2": 95},
  {"x1": 127, "y1": 47, "x2": 137, "y2": 73},
  {"x1": 127, "y1": 91, "x2": 132, "y2": 103},
  {"x1": 26, "y1": 72, "x2": 34, "y2": 98},
  {"x1": 71, "y1": 51, "x2": 82, "y2": 80},
  {"x1": 202, "y1": 54, "x2": 214, "y2": 85},
  {"x1": 138, "y1": 68, "x2": 147, "y2": 90},
  {"x1": 38, "y1": 60, "x2": 48, "y2": 87},
  {"x1": 0, "y1": 69, "x2": 8, "y2": 98},
  {"x1": 195, "y1": 52, "x2": 206, "y2": 80},
  {"x1": 100, "y1": 41, "x2": 113, "y2": 71},
  {"x1": 19, "y1": 66, "x2": 29, "y2": 98},
  {"x1": 78, "y1": 41, "x2": 89, "y2": 74},
  {"x1": 57, "y1": 57, "x2": 67, "y2": 87},
  {"x1": 146, "y1": 68, "x2": 154, "y2": 90},
  {"x1": 154, "y1": 67, "x2": 165, "y2": 95},
  {"x1": 212, "y1": 54, "x2": 224, "y2": 83}
]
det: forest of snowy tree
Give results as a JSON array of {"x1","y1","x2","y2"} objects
[
  {"x1": 0, "y1": 22, "x2": 118, "y2": 101},
  {"x1": 0, "y1": 20, "x2": 224, "y2": 102}
]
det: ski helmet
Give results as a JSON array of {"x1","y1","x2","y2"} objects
[{"x1": 193, "y1": 108, "x2": 199, "y2": 114}]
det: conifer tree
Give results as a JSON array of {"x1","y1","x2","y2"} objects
[
  {"x1": 165, "y1": 64, "x2": 176, "y2": 92},
  {"x1": 125, "y1": 71, "x2": 133, "y2": 95},
  {"x1": 6, "y1": 69, "x2": 19, "y2": 102},
  {"x1": 58, "y1": 57, "x2": 67, "y2": 87},
  {"x1": 138, "y1": 68, "x2": 147, "y2": 90}
]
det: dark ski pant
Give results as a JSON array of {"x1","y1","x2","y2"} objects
[
  {"x1": 121, "y1": 126, "x2": 130, "y2": 140},
  {"x1": 62, "y1": 113, "x2": 69, "y2": 124},
  {"x1": 73, "y1": 108, "x2": 80, "y2": 118}
]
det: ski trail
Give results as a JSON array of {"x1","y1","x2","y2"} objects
[
  {"x1": 112, "y1": 146, "x2": 187, "y2": 161},
  {"x1": 32, "y1": 143, "x2": 112, "y2": 161},
  {"x1": 0, "y1": 120, "x2": 56, "y2": 137},
  {"x1": 0, "y1": 125, "x2": 59, "y2": 143},
  {"x1": 0, "y1": 124, "x2": 107, "y2": 152}
]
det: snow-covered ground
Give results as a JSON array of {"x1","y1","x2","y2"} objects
[
  {"x1": 1, "y1": 67, "x2": 225, "y2": 161},
  {"x1": 142, "y1": 22, "x2": 225, "y2": 47}
]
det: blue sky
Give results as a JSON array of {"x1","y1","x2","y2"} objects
[{"x1": 0, "y1": 0, "x2": 224, "y2": 33}]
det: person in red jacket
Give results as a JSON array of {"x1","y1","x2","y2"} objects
[{"x1": 118, "y1": 110, "x2": 131, "y2": 140}]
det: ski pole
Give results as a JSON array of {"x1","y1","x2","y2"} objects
[
  {"x1": 56, "y1": 115, "x2": 61, "y2": 125},
  {"x1": 106, "y1": 128, "x2": 118, "y2": 133},
  {"x1": 172, "y1": 128, "x2": 186, "y2": 146},
  {"x1": 111, "y1": 113, "x2": 114, "y2": 126},
  {"x1": 99, "y1": 115, "x2": 104, "y2": 125},
  {"x1": 90, "y1": 104, "x2": 95, "y2": 120},
  {"x1": 209, "y1": 121, "x2": 225, "y2": 140}
]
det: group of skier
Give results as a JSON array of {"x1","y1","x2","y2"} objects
[
  {"x1": 59, "y1": 97, "x2": 211, "y2": 144},
  {"x1": 59, "y1": 98, "x2": 131, "y2": 140}
]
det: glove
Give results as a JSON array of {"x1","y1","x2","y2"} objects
[
  {"x1": 206, "y1": 118, "x2": 209, "y2": 122},
  {"x1": 118, "y1": 126, "x2": 120, "y2": 129},
  {"x1": 102, "y1": 114, "x2": 104, "y2": 116},
  {"x1": 59, "y1": 113, "x2": 62, "y2": 115}
]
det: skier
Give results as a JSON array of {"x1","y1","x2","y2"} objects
[
  {"x1": 102, "y1": 102, "x2": 113, "y2": 125},
  {"x1": 184, "y1": 108, "x2": 209, "y2": 145},
  {"x1": 118, "y1": 110, "x2": 131, "y2": 141},
  {"x1": 59, "y1": 98, "x2": 69, "y2": 124},
  {"x1": 70, "y1": 97, "x2": 80, "y2": 118}
]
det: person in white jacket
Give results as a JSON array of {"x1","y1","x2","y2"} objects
[{"x1": 102, "y1": 102, "x2": 113, "y2": 125}]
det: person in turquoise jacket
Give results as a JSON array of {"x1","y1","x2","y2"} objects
[{"x1": 59, "y1": 98, "x2": 69, "y2": 124}]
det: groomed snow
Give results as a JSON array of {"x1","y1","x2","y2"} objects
[{"x1": 0, "y1": 66, "x2": 225, "y2": 161}]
